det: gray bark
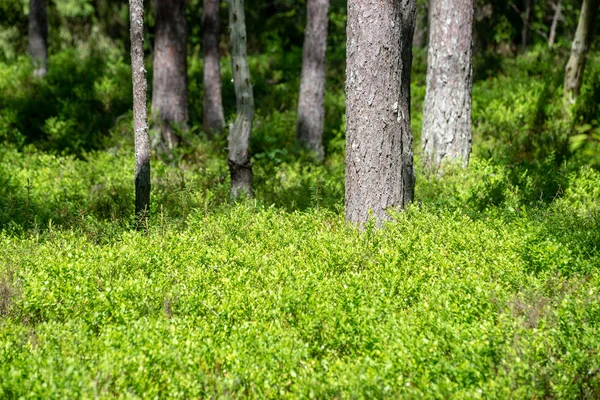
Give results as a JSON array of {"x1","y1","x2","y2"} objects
[
  {"x1": 203, "y1": 0, "x2": 226, "y2": 134},
  {"x1": 151, "y1": 0, "x2": 189, "y2": 149},
  {"x1": 297, "y1": 0, "x2": 330, "y2": 160},
  {"x1": 227, "y1": 0, "x2": 254, "y2": 198},
  {"x1": 28, "y1": 0, "x2": 48, "y2": 78},
  {"x1": 548, "y1": 0, "x2": 563, "y2": 47},
  {"x1": 422, "y1": 0, "x2": 473, "y2": 170},
  {"x1": 345, "y1": 0, "x2": 416, "y2": 226},
  {"x1": 130, "y1": 0, "x2": 152, "y2": 223},
  {"x1": 564, "y1": 0, "x2": 598, "y2": 104},
  {"x1": 413, "y1": 0, "x2": 427, "y2": 48}
]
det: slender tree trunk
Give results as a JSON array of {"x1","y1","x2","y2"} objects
[
  {"x1": 345, "y1": 0, "x2": 416, "y2": 226},
  {"x1": 548, "y1": 0, "x2": 563, "y2": 47},
  {"x1": 203, "y1": 0, "x2": 226, "y2": 134},
  {"x1": 152, "y1": 0, "x2": 188, "y2": 149},
  {"x1": 422, "y1": 0, "x2": 473, "y2": 170},
  {"x1": 28, "y1": 0, "x2": 48, "y2": 78},
  {"x1": 227, "y1": 0, "x2": 254, "y2": 198},
  {"x1": 522, "y1": 0, "x2": 534, "y2": 49},
  {"x1": 564, "y1": 0, "x2": 598, "y2": 104},
  {"x1": 297, "y1": 0, "x2": 330, "y2": 161},
  {"x1": 413, "y1": 0, "x2": 428, "y2": 48},
  {"x1": 130, "y1": 0, "x2": 151, "y2": 224}
]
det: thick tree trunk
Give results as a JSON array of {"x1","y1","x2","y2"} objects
[
  {"x1": 345, "y1": 0, "x2": 416, "y2": 226},
  {"x1": 564, "y1": 0, "x2": 598, "y2": 104},
  {"x1": 203, "y1": 0, "x2": 226, "y2": 134},
  {"x1": 548, "y1": 0, "x2": 563, "y2": 47},
  {"x1": 522, "y1": 0, "x2": 534, "y2": 49},
  {"x1": 297, "y1": 0, "x2": 330, "y2": 160},
  {"x1": 28, "y1": 0, "x2": 48, "y2": 78},
  {"x1": 152, "y1": 0, "x2": 188, "y2": 149},
  {"x1": 130, "y1": 0, "x2": 151, "y2": 224},
  {"x1": 227, "y1": 0, "x2": 254, "y2": 198},
  {"x1": 422, "y1": 0, "x2": 473, "y2": 170}
]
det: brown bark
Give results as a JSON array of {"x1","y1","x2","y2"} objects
[
  {"x1": 152, "y1": 0, "x2": 189, "y2": 149},
  {"x1": 203, "y1": 0, "x2": 226, "y2": 134},
  {"x1": 345, "y1": 0, "x2": 416, "y2": 226},
  {"x1": 28, "y1": 0, "x2": 48, "y2": 78},
  {"x1": 130, "y1": 0, "x2": 151, "y2": 224},
  {"x1": 564, "y1": 0, "x2": 598, "y2": 104},
  {"x1": 227, "y1": 0, "x2": 254, "y2": 198},
  {"x1": 422, "y1": 0, "x2": 473, "y2": 170},
  {"x1": 548, "y1": 0, "x2": 563, "y2": 47},
  {"x1": 297, "y1": 0, "x2": 330, "y2": 161}
]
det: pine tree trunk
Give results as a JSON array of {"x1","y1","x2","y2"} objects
[
  {"x1": 297, "y1": 0, "x2": 330, "y2": 161},
  {"x1": 413, "y1": 1, "x2": 428, "y2": 48},
  {"x1": 548, "y1": 0, "x2": 563, "y2": 47},
  {"x1": 564, "y1": 0, "x2": 598, "y2": 104},
  {"x1": 130, "y1": 0, "x2": 151, "y2": 224},
  {"x1": 422, "y1": 0, "x2": 473, "y2": 170},
  {"x1": 28, "y1": 0, "x2": 48, "y2": 78},
  {"x1": 345, "y1": 0, "x2": 416, "y2": 226},
  {"x1": 522, "y1": 0, "x2": 534, "y2": 49},
  {"x1": 227, "y1": 0, "x2": 254, "y2": 198},
  {"x1": 152, "y1": 0, "x2": 189, "y2": 149},
  {"x1": 203, "y1": 0, "x2": 226, "y2": 134}
]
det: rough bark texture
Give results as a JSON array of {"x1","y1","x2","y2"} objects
[
  {"x1": 345, "y1": 0, "x2": 416, "y2": 226},
  {"x1": 297, "y1": 0, "x2": 330, "y2": 160},
  {"x1": 227, "y1": 0, "x2": 254, "y2": 198},
  {"x1": 421, "y1": 0, "x2": 473, "y2": 170},
  {"x1": 130, "y1": 0, "x2": 151, "y2": 223},
  {"x1": 152, "y1": 0, "x2": 188, "y2": 149},
  {"x1": 548, "y1": 0, "x2": 563, "y2": 47},
  {"x1": 28, "y1": 0, "x2": 48, "y2": 78},
  {"x1": 203, "y1": 0, "x2": 226, "y2": 134},
  {"x1": 564, "y1": 0, "x2": 598, "y2": 104}
]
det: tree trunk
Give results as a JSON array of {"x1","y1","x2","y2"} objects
[
  {"x1": 227, "y1": 0, "x2": 254, "y2": 198},
  {"x1": 422, "y1": 0, "x2": 473, "y2": 170},
  {"x1": 296, "y1": 0, "x2": 330, "y2": 161},
  {"x1": 413, "y1": 0, "x2": 428, "y2": 48},
  {"x1": 28, "y1": 0, "x2": 48, "y2": 78},
  {"x1": 522, "y1": 0, "x2": 534, "y2": 49},
  {"x1": 548, "y1": 0, "x2": 563, "y2": 47},
  {"x1": 152, "y1": 0, "x2": 188, "y2": 149},
  {"x1": 564, "y1": 0, "x2": 598, "y2": 104},
  {"x1": 130, "y1": 0, "x2": 151, "y2": 224},
  {"x1": 345, "y1": 0, "x2": 416, "y2": 226},
  {"x1": 203, "y1": 0, "x2": 226, "y2": 134}
]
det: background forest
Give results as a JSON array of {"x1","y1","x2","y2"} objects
[{"x1": 1, "y1": 0, "x2": 600, "y2": 397}]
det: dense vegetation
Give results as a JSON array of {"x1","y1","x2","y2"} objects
[{"x1": 1, "y1": 0, "x2": 600, "y2": 397}]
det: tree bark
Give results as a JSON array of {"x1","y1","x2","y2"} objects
[
  {"x1": 28, "y1": 0, "x2": 48, "y2": 78},
  {"x1": 203, "y1": 0, "x2": 226, "y2": 134},
  {"x1": 564, "y1": 0, "x2": 598, "y2": 104},
  {"x1": 548, "y1": 0, "x2": 563, "y2": 47},
  {"x1": 130, "y1": 0, "x2": 152, "y2": 224},
  {"x1": 421, "y1": 0, "x2": 473, "y2": 170},
  {"x1": 345, "y1": 0, "x2": 416, "y2": 226},
  {"x1": 227, "y1": 0, "x2": 254, "y2": 198},
  {"x1": 296, "y1": 0, "x2": 330, "y2": 161},
  {"x1": 152, "y1": 0, "x2": 189, "y2": 149},
  {"x1": 521, "y1": 0, "x2": 534, "y2": 49}
]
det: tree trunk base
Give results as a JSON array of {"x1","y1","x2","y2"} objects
[{"x1": 228, "y1": 159, "x2": 253, "y2": 199}]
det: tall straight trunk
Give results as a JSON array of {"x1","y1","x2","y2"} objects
[
  {"x1": 203, "y1": 0, "x2": 226, "y2": 134},
  {"x1": 345, "y1": 0, "x2": 416, "y2": 226},
  {"x1": 422, "y1": 0, "x2": 473, "y2": 170},
  {"x1": 296, "y1": 0, "x2": 330, "y2": 160},
  {"x1": 564, "y1": 0, "x2": 598, "y2": 104},
  {"x1": 152, "y1": 0, "x2": 188, "y2": 149},
  {"x1": 413, "y1": 0, "x2": 427, "y2": 48},
  {"x1": 522, "y1": 0, "x2": 534, "y2": 49},
  {"x1": 548, "y1": 0, "x2": 563, "y2": 47},
  {"x1": 227, "y1": 0, "x2": 254, "y2": 198},
  {"x1": 130, "y1": 0, "x2": 151, "y2": 223},
  {"x1": 28, "y1": 0, "x2": 48, "y2": 78}
]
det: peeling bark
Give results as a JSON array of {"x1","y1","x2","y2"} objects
[
  {"x1": 203, "y1": 0, "x2": 226, "y2": 134},
  {"x1": 28, "y1": 0, "x2": 48, "y2": 78}
]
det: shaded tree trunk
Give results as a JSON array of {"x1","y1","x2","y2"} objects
[
  {"x1": 203, "y1": 0, "x2": 226, "y2": 134},
  {"x1": 296, "y1": 0, "x2": 330, "y2": 161},
  {"x1": 227, "y1": 0, "x2": 254, "y2": 198},
  {"x1": 522, "y1": 0, "x2": 534, "y2": 49},
  {"x1": 413, "y1": 0, "x2": 428, "y2": 48},
  {"x1": 130, "y1": 0, "x2": 151, "y2": 224},
  {"x1": 548, "y1": 0, "x2": 563, "y2": 47},
  {"x1": 345, "y1": 0, "x2": 416, "y2": 226},
  {"x1": 28, "y1": 0, "x2": 48, "y2": 78},
  {"x1": 422, "y1": 0, "x2": 473, "y2": 170},
  {"x1": 564, "y1": 0, "x2": 598, "y2": 104},
  {"x1": 152, "y1": 0, "x2": 188, "y2": 149}
]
